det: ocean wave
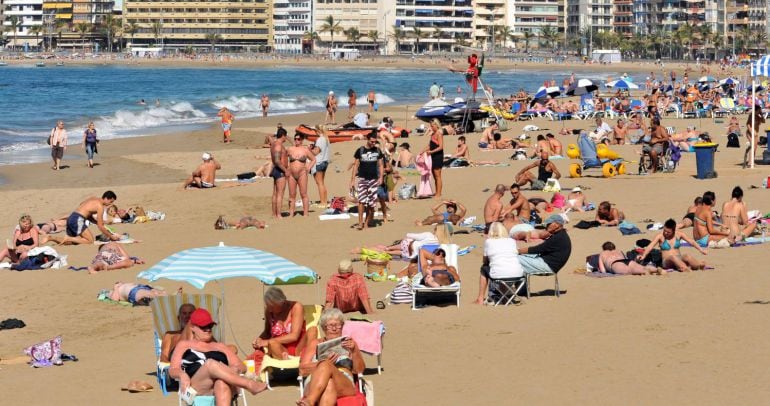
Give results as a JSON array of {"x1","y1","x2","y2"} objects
[
  {"x1": 211, "y1": 92, "x2": 396, "y2": 114},
  {"x1": 94, "y1": 101, "x2": 208, "y2": 137},
  {"x1": 0, "y1": 140, "x2": 48, "y2": 152}
]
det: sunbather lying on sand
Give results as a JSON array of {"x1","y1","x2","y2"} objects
[
  {"x1": 350, "y1": 223, "x2": 451, "y2": 259},
  {"x1": 214, "y1": 215, "x2": 266, "y2": 230},
  {"x1": 88, "y1": 242, "x2": 144, "y2": 274},
  {"x1": 598, "y1": 241, "x2": 662, "y2": 275},
  {"x1": 108, "y1": 282, "x2": 173, "y2": 305},
  {"x1": 596, "y1": 201, "x2": 625, "y2": 226},
  {"x1": 415, "y1": 200, "x2": 466, "y2": 226}
]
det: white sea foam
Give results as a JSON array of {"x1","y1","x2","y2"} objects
[{"x1": 94, "y1": 101, "x2": 208, "y2": 137}]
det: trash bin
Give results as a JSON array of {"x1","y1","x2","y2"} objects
[{"x1": 693, "y1": 143, "x2": 718, "y2": 179}]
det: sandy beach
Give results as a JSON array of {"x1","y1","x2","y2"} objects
[{"x1": 2, "y1": 93, "x2": 770, "y2": 405}]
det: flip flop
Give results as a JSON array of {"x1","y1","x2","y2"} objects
[{"x1": 122, "y1": 381, "x2": 154, "y2": 393}]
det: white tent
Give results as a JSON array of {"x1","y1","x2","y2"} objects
[
  {"x1": 749, "y1": 55, "x2": 770, "y2": 168},
  {"x1": 591, "y1": 49, "x2": 621, "y2": 64}
]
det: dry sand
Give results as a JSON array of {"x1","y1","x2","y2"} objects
[{"x1": 1, "y1": 99, "x2": 770, "y2": 405}]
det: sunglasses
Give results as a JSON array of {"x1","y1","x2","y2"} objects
[
  {"x1": 199, "y1": 324, "x2": 215, "y2": 332},
  {"x1": 294, "y1": 138, "x2": 302, "y2": 141}
]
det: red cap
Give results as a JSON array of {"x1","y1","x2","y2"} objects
[{"x1": 189, "y1": 308, "x2": 216, "y2": 327}]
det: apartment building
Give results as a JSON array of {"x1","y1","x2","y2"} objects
[
  {"x1": 566, "y1": 0, "x2": 613, "y2": 41},
  {"x1": 390, "y1": 0, "x2": 473, "y2": 53},
  {"x1": 473, "y1": 0, "x2": 505, "y2": 49},
  {"x1": 273, "y1": 0, "x2": 312, "y2": 53},
  {"x1": 510, "y1": 0, "x2": 562, "y2": 38},
  {"x1": 72, "y1": 0, "x2": 112, "y2": 24},
  {"x1": 3, "y1": 0, "x2": 43, "y2": 47},
  {"x1": 313, "y1": 0, "x2": 383, "y2": 51},
  {"x1": 123, "y1": 0, "x2": 272, "y2": 50},
  {"x1": 613, "y1": 0, "x2": 632, "y2": 37},
  {"x1": 632, "y1": 0, "x2": 657, "y2": 35}
]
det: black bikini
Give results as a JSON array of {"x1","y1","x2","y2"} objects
[{"x1": 181, "y1": 349, "x2": 228, "y2": 378}]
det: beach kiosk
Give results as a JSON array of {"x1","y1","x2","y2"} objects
[
  {"x1": 750, "y1": 55, "x2": 770, "y2": 167},
  {"x1": 591, "y1": 50, "x2": 621, "y2": 64},
  {"x1": 329, "y1": 48, "x2": 360, "y2": 61}
]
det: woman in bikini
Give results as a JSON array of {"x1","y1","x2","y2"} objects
[
  {"x1": 252, "y1": 288, "x2": 309, "y2": 360},
  {"x1": 598, "y1": 241, "x2": 662, "y2": 275},
  {"x1": 721, "y1": 186, "x2": 756, "y2": 242},
  {"x1": 639, "y1": 219, "x2": 706, "y2": 272},
  {"x1": 298, "y1": 308, "x2": 365, "y2": 406},
  {"x1": 325, "y1": 91, "x2": 337, "y2": 124},
  {"x1": 171, "y1": 309, "x2": 267, "y2": 402},
  {"x1": 0, "y1": 214, "x2": 39, "y2": 263},
  {"x1": 286, "y1": 134, "x2": 316, "y2": 217},
  {"x1": 418, "y1": 247, "x2": 460, "y2": 287},
  {"x1": 677, "y1": 196, "x2": 703, "y2": 229},
  {"x1": 693, "y1": 194, "x2": 732, "y2": 248},
  {"x1": 422, "y1": 119, "x2": 444, "y2": 199}
]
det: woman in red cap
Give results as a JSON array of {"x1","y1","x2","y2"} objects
[{"x1": 169, "y1": 308, "x2": 267, "y2": 403}]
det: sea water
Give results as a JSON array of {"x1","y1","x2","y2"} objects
[{"x1": 0, "y1": 64, "x2": 613, "y2": 165}]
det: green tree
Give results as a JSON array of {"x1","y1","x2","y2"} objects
[
  {"x1": 366, "y1": 30, "x2": 379, "y2": 51},
  {"x1": 390, "y1": 25, "x2": 407, "y2": 53},
  {"x1": 432, "y1": 27, "x2": 443, "y2": 52},
  {"x1": 539, "y1": 25, "x2": 558, "y2": 49},
  {"x1": 151, "y1": 20, "x2": 163, "y2": 46},
  {"x1": 123, "y1": 22, "x2": 138, "y2": 49},
  {"x1": 101, "y1": 14, "x2": 120, "y2": 53},
  {"x1": 522, "y1": 31, "x2": 534, "y2": 53},
  {"x1": 411, "y1": 27, "x2": 429, "y2": 53},
  {"x1": 29, "y1": 25, "x2": 43, "y2": 51},
  {"x1": 205, "y1": 32, "x2": 222, "y2": 53},
  {"x1": 74, "y1": 22, "x2": 92, "y2": 53},
  {"x1": 495, "y1": 26, "x2": 512, "y2": 50},
  {"x1": 320, "y1": 15, "x2": 342, "y2": 49},
  {"x1": 303, "y1": 31, "x2": 320, "y2": 54},
  {"x1": 344, "y1": 27, "x2": 361, "y2": 45},
  {"x1": 6, "y1": 16, "x2": 20, "y2": 50}
]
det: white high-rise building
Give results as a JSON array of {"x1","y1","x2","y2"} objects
[
  {"x1": 274, "y1": 0, "x2": 313, "y2": 53},
  {"x1": 393, "y1": 0, "x2": 474, "y2": 53},
  {"x1": 3, "y1": 0, "x2": 43, "y2": 48}
]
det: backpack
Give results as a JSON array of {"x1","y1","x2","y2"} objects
[
  {"x1": 398, "y1": 184, "x2": 416, "y2": 200},
  {"x1": 388, "y1": 282, "x2": 413, "y2": 304},
  {"x1": 727, "y1": 133, "x2": 740, "y2": 148}
]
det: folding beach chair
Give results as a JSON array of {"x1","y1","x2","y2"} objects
[
  {"x1": 411, "y1": 243, "x2": 460, "y2": 310},
  {"x1": 487, "y1": 275, "x2": 527, "y2": 306},
  {"x1": 258, "y1": 304, "x2": 323, "y2": 390},
  {"x1": 299, "y1": 370, "x2": 373, "y2": 406},
  {"x1": 526, "y1": 270, "x2": 560, "y2": 298}
]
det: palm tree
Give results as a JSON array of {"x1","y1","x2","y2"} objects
[
  {"x1": 522, "y1": 31, "x2": 534, "y2": 53},
  {"x1": 74, "y1": 22, "x2": 91, "y2": 53},
  {"x1": 495, "y1": 26, "x2": 512, "y2": 50},
  {"x1": 54, "y1": 20, "x2": 66, "y2": 50},
  {"x1": 123, "y1": 22, "x2": 138, "y2": 49},
  {"x1": 303, "y1": 31, "x2": 320, "y2": 54},
  {"x1": 390, "y1": 25, "x2": 407, "y2": 54},
  {"x1": 432, "y1": 27, "x2": 443, "y2": 52},
  {"x1": 100, "y1": 14, "x2": 120, "y2": 53},
  {"x1": 344, "y1": 27, "x2": 361, "y2": 45},
  {"x1": 675, "y1": 23, "x2": 695, "y2": 59},
  {"x1": 453, "y1": 34, "x2": 469, "y2": 52},
  {"x1": 7, "y1": 16, "x2": 20, "y2": 51},
  {"x1": 411, "y1": 27, "x2": 429, "y2": 54},
  {"x1": 205, "y1": 32, "x2": 222, "y2": 53},
  {"x1": 29, "y1": 25, "x2": 43, "y2": 51},
  {"x1": 753, "y1": 32, "x2": 767, "y2": 54},
  {"x1": 151, "y1": 20, "x2": 163, "y2": 46},
  {"x1": 539, "y1": 25, "x2": 558, "y2": 50},
  {"x1": 366, "y1": 30, "x2": 379, "y2": 51},
  {"x1": 320, "y1": 15, "x2": 342, "y2": 49}
]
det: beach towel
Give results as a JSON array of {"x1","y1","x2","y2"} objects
[
  {"x1": 415, "y1": 153, "x2": 433, "y2": 197},
  {"x1": 457, "y1": 245, "x2": 476, "y2": 256},
  {"x1": 342, "y1": 320, "x2": 384, "y2": 355},
  {"x1": 319, "y1": 213, "x2": 353, "y2": 221},
  {"x1": 619, "y1": 221, "x2": 642, "y2": 235}
]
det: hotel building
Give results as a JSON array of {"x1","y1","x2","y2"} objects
[
  {"x1": 391, "y1": 0, "x2": 474, "y2": 53},
  {"x1": 122, "y1": 0, "x2": 272, "y2": 50},
  {"x1": 273, "y1": 0, "x2": 312, "y2": 53},
  {"x1": 3, "y1": 0, "x2": 43, "y2": 47}
]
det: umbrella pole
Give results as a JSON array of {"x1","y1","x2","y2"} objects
[{"x1": 751, "y1": 78, "x2": 756, "y2": 169}]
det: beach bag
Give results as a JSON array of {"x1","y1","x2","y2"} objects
[
  {"x1": 727, "y1": 133, "x2": 740, "y2": 148},
  {"x1": 330, "y1": 196, "x2": 347, "y2": 212},
  {"x1": 389, "y1": 282, "x2": 413, "y2": 304},
  {"x1": 24, "y1": 335, "x2": 62, "y2": 366},
  {"x1": 237, "y1": 171, "x2": 257, "y2": 180},
  {"x1": 398, "y1": 184, "x2": 416, "y2": 200}
]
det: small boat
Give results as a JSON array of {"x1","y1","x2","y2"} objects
[
  {"x1": 55, "y1": 62, "x2": 64, "y2": 66},
  {"x1": 415, "y1": 99, "x2": 489, "y2": 124},
  {"x1": 295, "y1": 124, "x2": 408, "y2": 143},
  {"x1": 0, "y1": 62, "x2": 7, "y2": 67},
  {"x1": 35, "y1": 62, "x2": 46, "y2": 67}
]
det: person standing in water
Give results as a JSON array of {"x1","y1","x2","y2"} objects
[
  {"x1": 261, "y1": 94, "x2": 270, "y2": 117},
  {"x1": 217, "y1": 107, "x2": 235, "y2": 143},
  {"x1": 367, "y1": 89, "x2": 376, "y2": 113}
]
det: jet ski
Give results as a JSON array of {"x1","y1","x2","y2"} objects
[{"x1": 415, "y1": 98, "x2": 488, "y2": 125}]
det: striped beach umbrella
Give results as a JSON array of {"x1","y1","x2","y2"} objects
[
  {"x1": 605, "y1": 79, "x2": 639, "y2": 89},
  {"x1": 137, "y1": 242, "x2": 317, "y2": 289},
  {"x1": 566, "y1": 79, "x2": 599, "y2": 96},
  {"x1": 719, "y1": 77, "x2": 739, "y2": 86}
]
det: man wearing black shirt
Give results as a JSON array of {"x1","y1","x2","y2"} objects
[
  {"x1": 518, "y1": 214, "x2": 571, "y2": 274},
  {"x1": 350, "y1": 133, "x2": 384, "y2": 230}
]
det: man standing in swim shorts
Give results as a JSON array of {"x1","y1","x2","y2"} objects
[
  {"x1": 350, "y1": 133, "x2": 384, "y2": 230},
  {"x1": 50, "y1": 191, "x2": 120, "y2": 245},
  {"x1": 217, "y1": 107, "x2": 235, "y2": 143},
  {"x1": 49, "y1": 120, "x2": 67, "y2": 171},
  {"x1": 367, "y1": 89, "x2": 376, "y2": 113},
  {"x1": 270, "y1": 130, "x2": 289, "y2": 218}
]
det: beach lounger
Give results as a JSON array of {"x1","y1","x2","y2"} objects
[
  {"x1": 342, "y1": 320, "x2": 385, "y2": 374},
  {"x1": 259, "y1": 304, "x2": 322, "y2": 390},
  {"x1": 411, "y1": 243, "x2": 460, "y2": 310},
  {"x1": 298, "y1": 369, "x2": 373, "y2": 406}
]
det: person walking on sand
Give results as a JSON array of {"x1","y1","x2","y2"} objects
[
  {"x1": 350, "y1": 133, "x2": 384, "y2": 230},
  {"x1": 217, "y1": 107, "x2": 235, "y2": 143},
  {"x1": 49, "y1": 120, "x2": 67, "y2": 171},
  {"x1": 325, "y1": 91, "x2": 337, "y2": 124},
  {"x1": 261, "y1": 94, "x2": 270, "y2": 117},
  {"x1": 347, "y1": 88, "x2": 357, "y2": 119},
  {"x1": 82, "y1": 121, "x2": 98, "y2": 168},
  {"x1": 270, "y1": 130, "x2": 289, "y2": 219},
  {"x1": 367, "y1": 89, "x2": 376, "y2": 112}
]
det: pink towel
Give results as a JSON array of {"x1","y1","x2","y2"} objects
[
  {"x1": 342, "y1": 320, "x2": 383, "y2": 355},
  {"x1": 415, "y1": 153, "x2": 434, "y2": 197}
]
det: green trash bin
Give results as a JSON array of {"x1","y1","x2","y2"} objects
[{"x1": 693, "y1": 143, "x2": 718, "y2": 179}]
